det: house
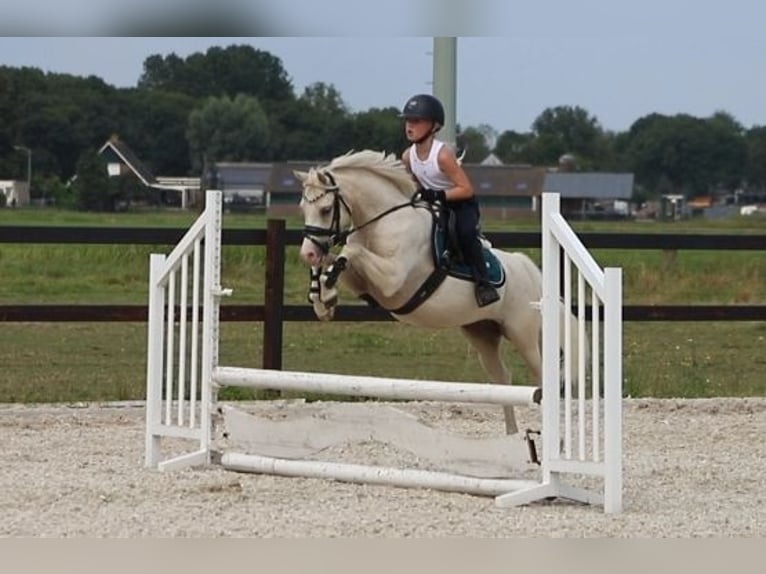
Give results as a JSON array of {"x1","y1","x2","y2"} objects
[
  {"x1": 658, "y1": 193, "x2": 688, "y2": 221},
  {"x1": 0, "y1": 180, "x2": 30, "y2": 207},
  {"x1": 90, "y1": 140, "x2": 636, "y2": 223},
  {"x1": 263, "y1": 161, "x2": 548, "y2": 220},
  {"x1": 213, "y1": 162, "x2": 272, "y2": 212},
  {"x1": 543, "y1": 172, "x2": 635, "y2": 219},
  {"x1": 263, "y1": 161, "x2": 549, "y2": 220},
  {"x1": 479, "y1": 153, "x2": 504, "y2": 166},
  {"x1": 465, "y1": 164, "x2": 547, "y2": 219},
  {"x1": 98, "y1": 136, "x2": 200, "y2": 208},
  {"x1": 266, "y1": 161, "x2": 320, "y2": 217}
]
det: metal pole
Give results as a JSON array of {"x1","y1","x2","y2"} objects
[{"x1": 432, "y1": 37, "x2": 457, "y2": 148}]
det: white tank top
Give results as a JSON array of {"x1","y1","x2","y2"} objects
[{"x1": 408, "y1": 140, "x2": 453, "y2": 191}]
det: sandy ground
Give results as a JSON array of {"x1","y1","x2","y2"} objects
[{"x1": 1, "y1": 397, "x2": 764, "y2": 537}]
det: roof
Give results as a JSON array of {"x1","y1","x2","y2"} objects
[
  {"x1": 215, "y1": 162, "x2": 272, "y2": 188},
  {"x1": 464, "y1": 164, "x2": 547, "y2": 197},
  {"x1": 266, "y1": 162, "x2": 548, "y2": 197},
  {"x1": 480, "y1": 153, "x2": 503, "y2": 166},
  {"x1": 268, "y1": 161, "x2": 322, "y2": 193},
  {"x1": 543, "y1": 172, "x2": 634, "y2": 200},
  {"x1": 98, "y1": 136, "x2": 157, "y2": 186}
]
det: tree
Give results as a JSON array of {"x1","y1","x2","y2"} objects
[
  {"x1": 72, "y1": 150, "x2": 114, "y2": 211},
  {"x1": 706, "y1": 111, "x2": 747, "y2": 191},
  {"x1": 347, "y1": 107, "x2": 407, "y2": 156},
  {"x1": 744, "y1": 126, "x2": 766, "y2": 191},
  {"x1": 493, "y1": 130, "x2": 534, "y2": 164},
  {"x1": 270, "y1": 82, "x2": 353, "y2": 160},
  {"x1": 137, "y1": 53, "x2": 185, "y2": 91},
  {"x1": 300, "y1": 82, "x2": 348, "y2": 117},
  {"x1": 113, "y1": 88, "x2": 198, "y2": 176},
  {"x1": 621, "y1": 112, "x2": 747, "y2": 197},
  {"x1": 3, "y1": 69, "x2": 120, "y2": 181},
  {"x1": 138, "y1": 45, "x2": 294, "y2": 107},
  {"x1": 526, "y1": 105, "x2": 606, "y2": 168},
  {"x1": 186, "y1": 94, "x2": 271, "y2": 171},
  {"x1": 475, "y1": 123, "x2": 499, "y2": 151},
  {"x1": 456, "y1": 126, "x2": 490, "y2": 163}
]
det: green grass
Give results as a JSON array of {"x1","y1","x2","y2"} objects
[
  {"x1": 0, "y1": 207, "x2": 764, "y2": 402},
  {"x1": 2, "y1": 320, "x2": 764, "y2": 403},
  {"x1": 2, "y1": 243, "x2": 763, "y2": 306}
]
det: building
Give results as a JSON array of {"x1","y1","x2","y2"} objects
[
  {"x1": 465, "y1": 164, "x2": 547, "y2": 219},
  {"x1": 89, "y1": 141, "x2": 635, "y2": 221},
  {"x1": 0, "y1": 180, "x2": 30, "y2": 207},
  {"x1": 98, "y1": 136, "x2": 200, "y2": 208},
  {"x1": 266, "y1": 161, "x2": 320, "y2": 217},
  {"x1": 263, "y1": 162, "x2": 548, "y2": 220},
  {"x1": 543, "y1": 172, "x2": 635, "y2": 219},
  {"x1": 213, "y1": 162, "x2": 272, "y2": 212}
]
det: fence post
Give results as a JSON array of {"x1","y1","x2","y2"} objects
[{"x1": 263, "y1": 219, "x2": 286, "y2": 375}]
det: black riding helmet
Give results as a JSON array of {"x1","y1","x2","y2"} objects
[{"x1": 400, "y1": 94, "x2": 445, "y2": 127}]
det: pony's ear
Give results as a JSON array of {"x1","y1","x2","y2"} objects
[{"x1": 293, "y1": 170, "x2": 308, "y2": 183}]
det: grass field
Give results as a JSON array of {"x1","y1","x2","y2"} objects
[{"x1": 1, "y1": 206, "x2": 764, "y2": 402}]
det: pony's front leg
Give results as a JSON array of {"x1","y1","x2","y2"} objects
[
  {"x1": 308, "y1": 265, "x2": 335, "y2": 321},
  {"x1": 305, "y1": 255, "x2": 349, "y2": 322},
  {"x1": 317, "y1": 255, "x2": 348, "y2": 310}
]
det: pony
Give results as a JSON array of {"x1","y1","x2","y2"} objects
[{"x1": 294, "y1": 150, "x2": 546, "y2": 435}]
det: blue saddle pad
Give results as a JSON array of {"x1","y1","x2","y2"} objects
[{"x1": 432, "y1": 224, "x2": 506, "y2": 288}]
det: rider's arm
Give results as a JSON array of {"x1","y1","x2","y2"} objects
[{"x1": 437, "y1": 145, "x2": 474, "y2": 202}]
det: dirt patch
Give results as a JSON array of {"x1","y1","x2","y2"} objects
[{"x1": 1, "y1": 398, "x2": 764, "y2": 537}]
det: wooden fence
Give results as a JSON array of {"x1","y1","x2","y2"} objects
[{"x1": 1, "y1": 222, "x2": 765, "y2": 369}]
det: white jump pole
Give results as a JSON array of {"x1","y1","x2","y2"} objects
[
  {"x1": 222, "y1": 452, "x2": 537, "y2": 497},
  {"x1": 214, "y1": 366, "x2": 541, "y2": 406}
]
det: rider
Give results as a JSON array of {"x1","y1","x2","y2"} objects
[{"x1": 399, "y1": 93, "x2": 500, "y2": 308}]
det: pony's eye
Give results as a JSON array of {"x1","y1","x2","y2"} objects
[{"x1": 319, "y1": 206, "x2": 333, "y2": 217}]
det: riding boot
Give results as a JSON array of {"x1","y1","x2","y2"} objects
[{"x1": 469, "y1": 239, "x2": 500, "y2": 307}]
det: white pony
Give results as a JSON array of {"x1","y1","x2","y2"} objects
[{"x1": 295, "y1": 150, "x2": 546, "y2": 435}]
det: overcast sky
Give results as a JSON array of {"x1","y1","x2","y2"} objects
[{"x1": 1, "y1": 5, "x2": 765, "y2": 136}]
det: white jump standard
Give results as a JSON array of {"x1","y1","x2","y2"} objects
[{"x1": 144, "y1": 189, "x2": 623, "y2": 513}]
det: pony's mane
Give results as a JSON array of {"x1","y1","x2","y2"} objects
[{"x1": 309, "y1": 150, "x2": 416, "y2": 199}]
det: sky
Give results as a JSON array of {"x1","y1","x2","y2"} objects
[{"x1": 1, "y1": 2, "x2": 765, "y2": 135}]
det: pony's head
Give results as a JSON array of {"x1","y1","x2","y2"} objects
[
  {"x1": 294, "y1": 167, "x2": 352, "y2": 266},
  {"x1": 295, "y1": 150, "x2": 417, "y2": 266}
]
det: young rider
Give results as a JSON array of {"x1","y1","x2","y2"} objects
[{"x1": 399, "y1": 93, "x2": 500, "y2": 307}]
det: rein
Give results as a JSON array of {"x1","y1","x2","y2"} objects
[{"x1": 302, "y1": 170, "x2": 433, "y2": 254}]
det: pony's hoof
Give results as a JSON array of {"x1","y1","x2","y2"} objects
[
  {"x1": 312, "y1": 300, "x2": 335, "y2": 321},
  {"x1": 323, "y1": 295, "x2": 338, "y2": 309},
  {"x1": 317, "y1": 307, "x2": 335, "y2": 321}
]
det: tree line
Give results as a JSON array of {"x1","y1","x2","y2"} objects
[{"x1": 1, "y1": 43, "x2": 765, "y2": 210}]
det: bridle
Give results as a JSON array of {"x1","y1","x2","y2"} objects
[
  {"x1": 301, "y1": 170, "x2": 431, "y2": 256},
  {"x1": 301, "y1": 172, "x2": 352, "y2": 255}
]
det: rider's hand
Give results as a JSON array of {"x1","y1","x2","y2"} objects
[{"x1": 419, "y1": 188, "x2": 446, "y2": 203}]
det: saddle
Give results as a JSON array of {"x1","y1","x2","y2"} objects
[{"x1": 431, "y1": 210, "x2": 506, "y2": 288}]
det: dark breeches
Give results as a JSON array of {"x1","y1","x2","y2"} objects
[{"x1": 448, "y1": 198, "x2": 481, "y2": 259}]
